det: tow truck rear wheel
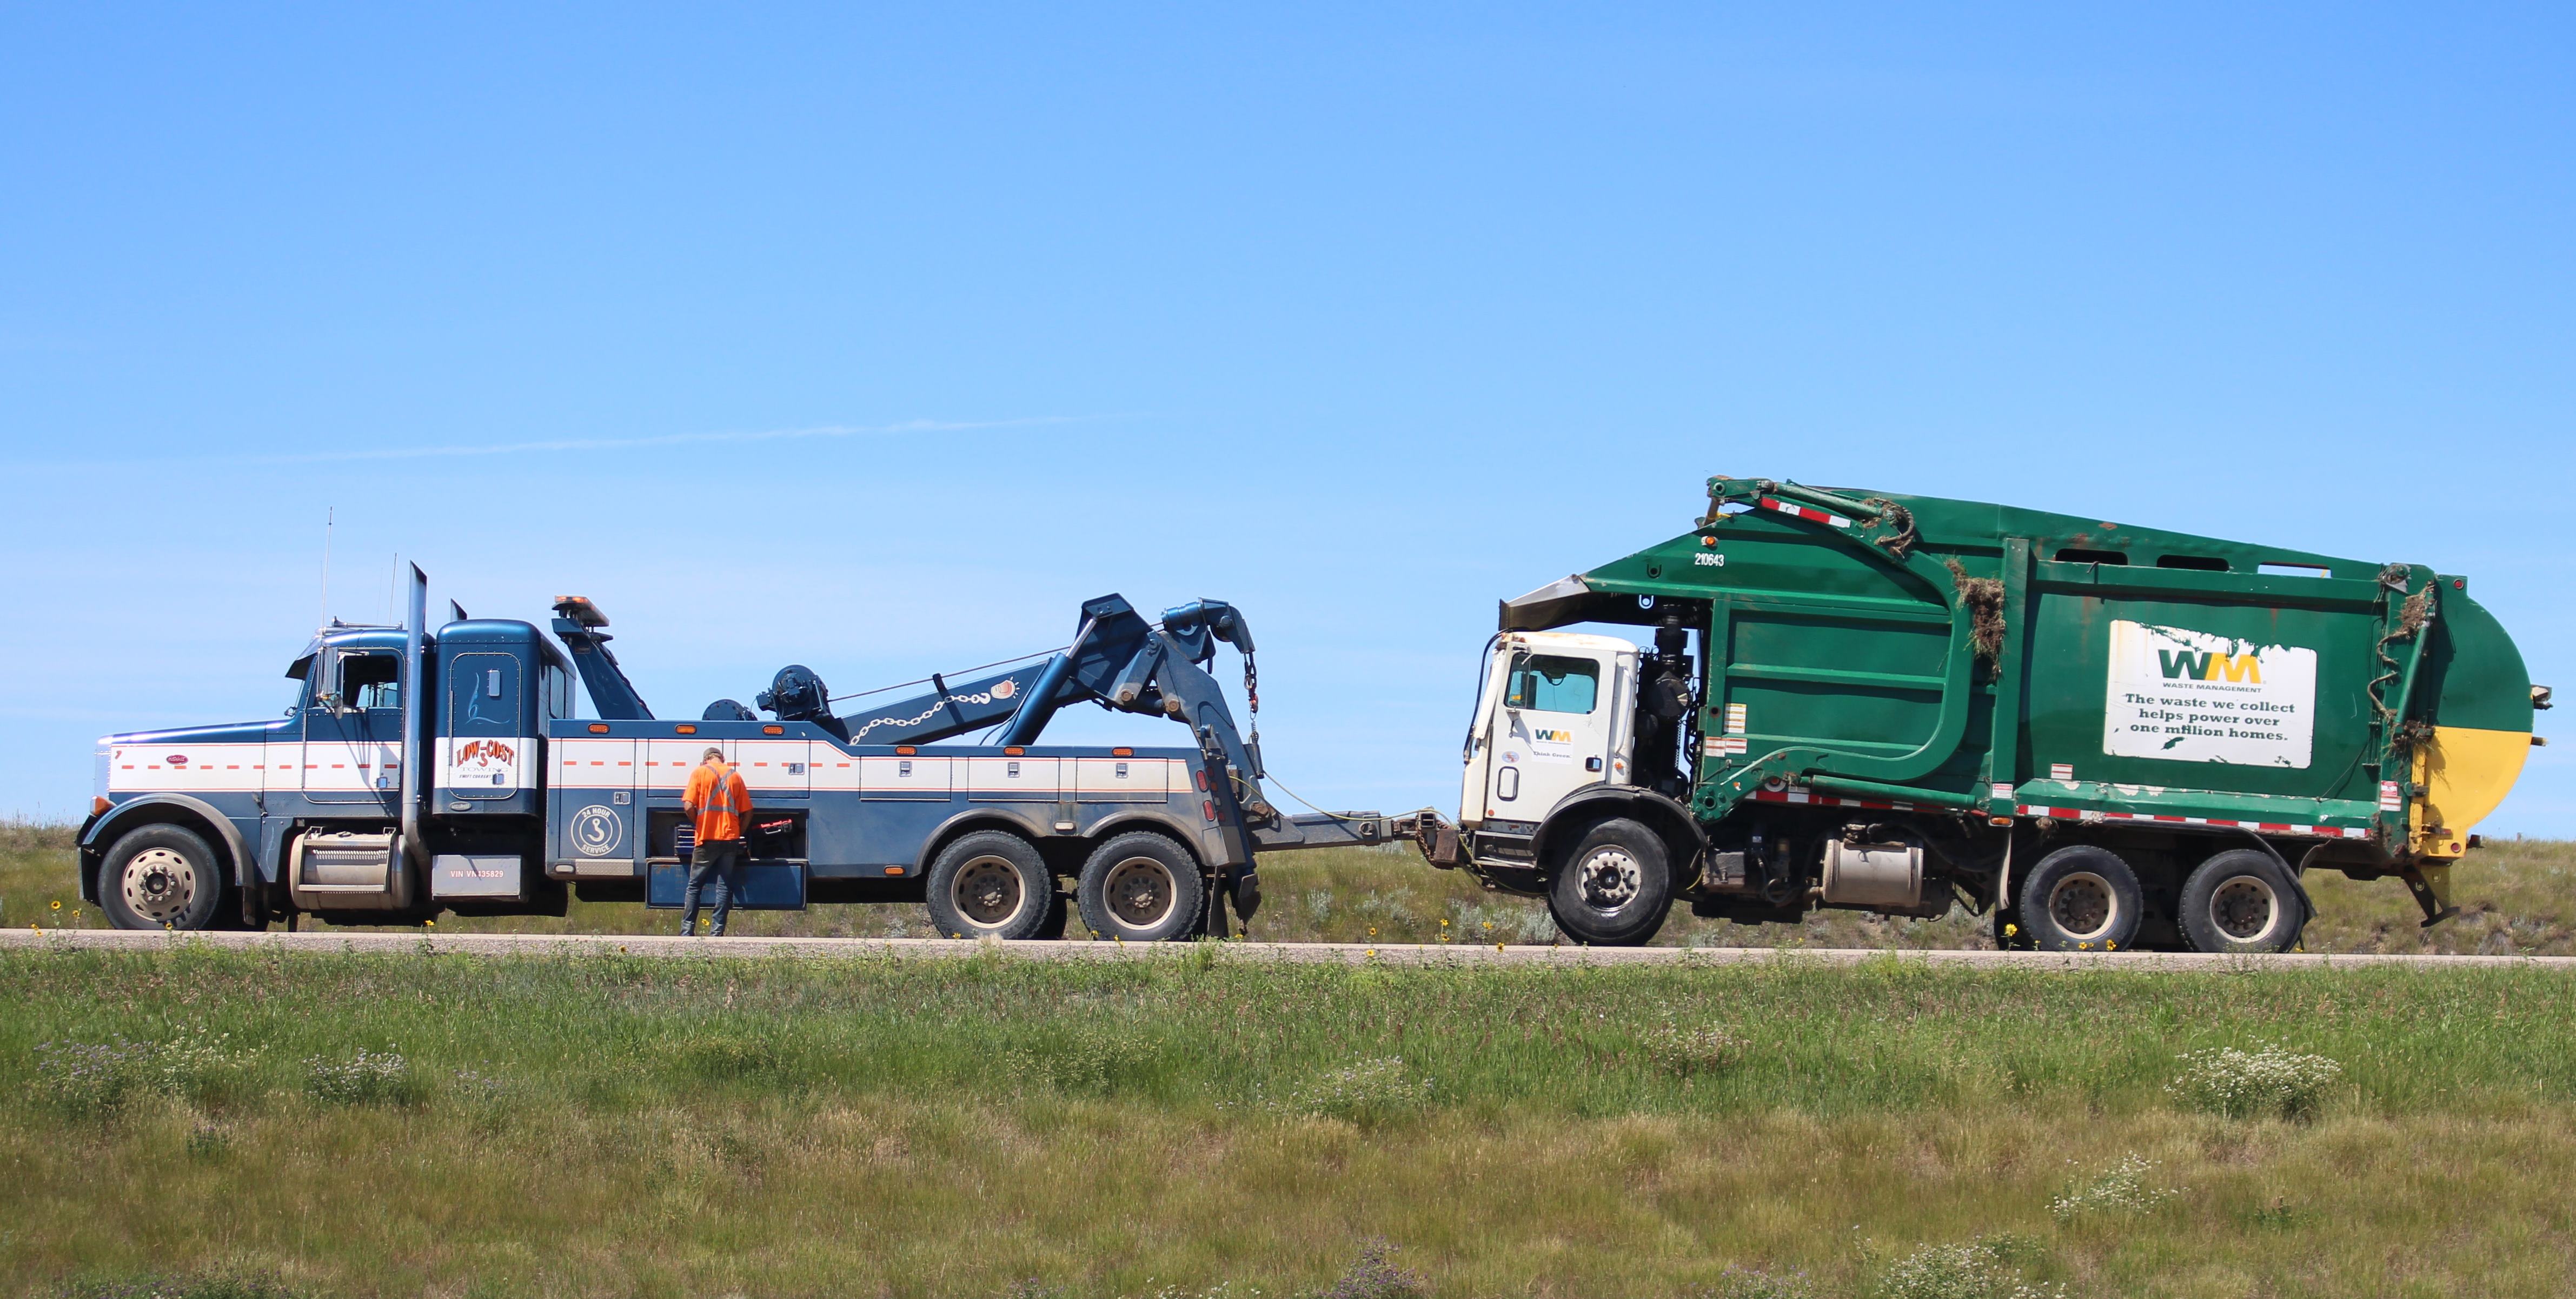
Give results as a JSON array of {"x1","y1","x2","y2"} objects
[
  {"x1": 1032, "y1": 887, "x2": 1071, "y2": 941},
  {"x1": 1546, "y1": 818, "x2": 1673, "y2": 947},
  {"x1": 99, "y1": 824, "x2": 225, "y2": 931},
  {"x1": 1075, "y1": 832, "x2": 1206, "y2": 943},
  {"x1": 925, "y1": 831, "x2": 1054, "y2": 941}
]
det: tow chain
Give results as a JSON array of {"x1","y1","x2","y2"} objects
[{"x1": 1242, "y1": 649, "x2": 1259, "y2": 748}]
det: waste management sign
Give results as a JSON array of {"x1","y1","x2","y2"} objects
[{"x1": 2103, "y1": 620, "x2": 2315, "y2": 768}]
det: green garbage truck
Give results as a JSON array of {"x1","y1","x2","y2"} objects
[{"x1": 1416, "y1": 476, "x2": 2547, "y2": 952}]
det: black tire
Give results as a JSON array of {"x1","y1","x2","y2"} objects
[
  {"x1": 1546, "y1": 818, "x2": 1674, "y2": 946},
  {"x1": 2179, "y1": 849, "x2": 2306, "y2": 954},
  {"x1": 1075, "y1": 832, "x2": 1206, "y2": 942},
  {"x1": 924, "y1": 830, "x2": 1054, "y2": 940},
  {"x1": 1031, "y1": 887, "x2": 1071, "y2": 941},
  {"x1": 98, "y1": 823, "x2": 226, "y2": 931},
  {"x1": 2017, "y1": 844, "x2": 2144, "y2": 951}
]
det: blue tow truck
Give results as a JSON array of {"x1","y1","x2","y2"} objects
[{"x1": 79, "y1": 568, "x2": 1399, "y2": 938}]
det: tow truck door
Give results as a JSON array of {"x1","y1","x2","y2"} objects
[{"x1": 302, "y1": 648, "x2": 402, "y2": 811}]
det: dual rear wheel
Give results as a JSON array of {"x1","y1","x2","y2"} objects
[
  {"x1": 2015, "y1": 843, "x2": 2305, "y2": 954},
  {"x1": 924, "y1": 829, "x2": 1208, "y2": 943},
  {"x1": 924, "y1": 831, "x2": 1064, "y2": 941}
]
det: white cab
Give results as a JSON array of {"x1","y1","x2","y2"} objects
[{"x1": 1459, "y1": 631, "x2": 1639, "y2": 829}]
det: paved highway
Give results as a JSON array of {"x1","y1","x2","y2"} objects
[{"x1": 2, "y1": 928, "x2": 2566, "y2": 969}]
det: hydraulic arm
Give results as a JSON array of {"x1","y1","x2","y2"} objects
[
  {"x1": 745, "y1": 594, "x2": 1275, "y2": 817},
  {"x1": 550, "y1": 597, "x2": 654, "y2": 720}
]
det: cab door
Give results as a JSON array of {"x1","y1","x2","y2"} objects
[
  {"x1": 1459, "y1": 647, "x2": 1515, "y2": 827},
  {"x1": 1483, "y1": 647, "x2": 1618, "y2": 821},
  {"x1": 302, "y1": 649, "x2": 402, "y2": 811}
]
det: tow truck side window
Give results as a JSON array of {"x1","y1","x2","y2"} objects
[
  {"x1": 338, "y1": 652, "x2": 401, "y2": 710},
  {"x1": 1504, "y1": 653, "x2": 1599, "y2": 714},
  {"x1": 542, "y1": 662, "x2": 574, "y2": 720}
]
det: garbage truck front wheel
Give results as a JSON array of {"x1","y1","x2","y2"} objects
[{"x1": 1546, "y1": 818, "x2": 1674, "y2": 947}]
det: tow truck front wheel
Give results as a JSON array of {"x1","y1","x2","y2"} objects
[
  {"x1": 1546, "y1": 818, "x2": 1674, "y2": 947},
  {"x1": 99, "y1": 824, "x2": 225, "y2": 931},
  {"x1": 1075, "y1": 832, "x2": 1206, "y2": 943}
]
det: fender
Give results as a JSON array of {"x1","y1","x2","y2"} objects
[
  {"x1": 1532, "y1": 785, "x2": 1708, "y2": 885},
  {"x1": 78, "y1": 795, "x2": 256, "y2": 903},
  {"x1": 907, "y1": 807, "x2": 1209, "y2": 875},
  {"x1": 1078, "y1": 809, "x2": 1214, "y2": 862},
  {"x1": 909, "y1": 807, "x2": 1057, "y2": 874},
  {"x1": 2230, "y1": 830, "x2": 2320, "y2": 928}
]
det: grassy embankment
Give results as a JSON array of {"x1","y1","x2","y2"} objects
[
  {"x1": 3, "y1": 943, "x2": 2575, "y2": 1297},
  {"x1": 7, "y1": 822, "x2": 2572, "y2": 953}
]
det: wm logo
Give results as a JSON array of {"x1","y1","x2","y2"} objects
[{"x1": 2159, "y1": 649, "x2": 2261, "y2": 684}]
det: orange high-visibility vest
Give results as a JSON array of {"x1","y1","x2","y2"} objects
[{"x1": 683, "y1": 762, "x2": 752, "y2": 844}]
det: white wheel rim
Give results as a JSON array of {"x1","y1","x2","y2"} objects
[
  {"x1": 1575, "y1": 846, "x2": 1642, "y2": 915},
  {"x1": 2046, "y1": 871, "x2": 2120, "y2": 941},
  {"x1": 951, "y1": 855, "x2": 1027, "y2": 930},
  {"x1": 1102, "y1": 857, "x2": 1177, "y2": 929},
  {"x1": 2208, "y1": 875, "x2": 2281, "y2": 944},
  {"x1": 121, "y1": 847, "x2": 197, "y2": 924}
]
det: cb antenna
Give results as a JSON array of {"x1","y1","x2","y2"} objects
[{"x1": 318, "y1": 507, "x2": 334, "y2": 630}]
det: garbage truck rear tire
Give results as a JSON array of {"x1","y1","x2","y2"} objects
[
  {"x1": 2017, "y1": 845, "x2": 2143, "y2": 952},
  {"x1": 2179, "y1": 849, "x2": 2306, "y2": 954}
]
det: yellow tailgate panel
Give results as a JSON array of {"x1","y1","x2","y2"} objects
[{"x1": 2412, "y1": 725, "x2": 2533, "y2": 857}]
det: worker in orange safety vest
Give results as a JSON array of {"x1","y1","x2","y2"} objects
[{"x1": 680, "y1": 747, "x2": 753, "y2": 936}]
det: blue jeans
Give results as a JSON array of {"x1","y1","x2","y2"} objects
[{"x1": 682, "y1": 838, "x2": 744, "y2": 936}]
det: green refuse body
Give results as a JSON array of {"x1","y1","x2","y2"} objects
[{"x1": 1456, "y1": 476, "x2": 2545, "y2": 952}]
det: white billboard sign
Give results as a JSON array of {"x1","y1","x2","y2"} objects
[{"x1": 2102, "y1": 619, "x2": 2316, "y2": 769}]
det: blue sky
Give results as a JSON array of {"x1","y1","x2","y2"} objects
[{"x1": 3, "y1": 4, "x2": 2568, "y2": 831}]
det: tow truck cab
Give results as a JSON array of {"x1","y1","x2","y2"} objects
[
  {"x1": 82, "y1": 619, "x2": 577, "y2": 928},
  {"x1": 80, "y1": 592, "x2": 1269, "y2": 938}
]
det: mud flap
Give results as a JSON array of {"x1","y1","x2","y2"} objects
[{"x1": 1230, "y1": 869, "x2": 1261, "y2": 927}]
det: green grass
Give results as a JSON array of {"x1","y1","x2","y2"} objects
[
  {"x1": 3, "y1": 945, "x2": 2576, "y2": 1296},
  {"x1": 7, "y1": 821, "x2": 2572, "y2": 953}
]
